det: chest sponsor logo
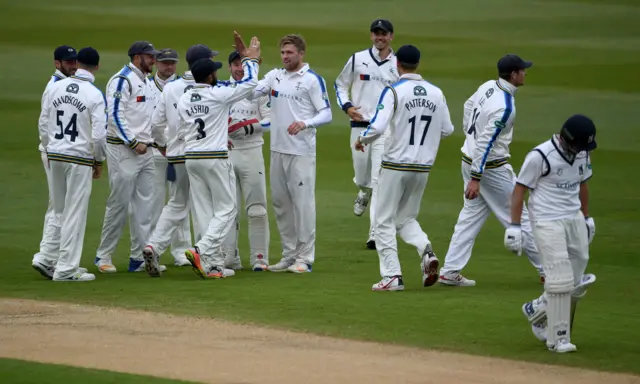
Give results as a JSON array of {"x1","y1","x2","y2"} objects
[{"x1": 136, "y1": 96, "x2": 146, "y2": 103}]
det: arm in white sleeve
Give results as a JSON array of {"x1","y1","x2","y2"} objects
[
  {"x1": 470, "y1": 107, "x2": 507, "y2": 181},
  {"x1": 334, "y1": 54, "x2": 354, "y2": 112},
  {"x1": 462, "y1": 95, "x2": 474, "y2": 133},
  {"x1": 358, "y1": 86, "x2": 395, "y2": 145},
  {"x1": 257, "y1": 95, "x2": 271, "y2": 132},
  {"x1": 248, "y1": 68, "x2": 275, "y2": 101},
  {"x1": 216, "y1": 59, "x2": 260, "y2": 105},
  {"x1": 440, "y1": 93, "x2": 455, "y2": 137},
  {"x1": 516, "y1": 151, "x2": 545, "y2": 189},
  {"x1": 38, "y1": 85, "x2": 52, "y2": 150},
  {"x1": 91, "y1": 93, "x2": 108, "y2": 164},
  {"x1": 108, "y1": 76, "x2": 138, "y2": 148},
  {"x1": 302, "y1": 107, "x2": 332, "y2": 130},
  {"x1": 150, "y1": 91, "x2": 168, "y2": 148}
]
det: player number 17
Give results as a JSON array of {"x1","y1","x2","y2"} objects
[{"x1": 408, "y1": 115, "x2": 432, "y2": 146}]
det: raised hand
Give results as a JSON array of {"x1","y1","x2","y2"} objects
[
  {"x1": 232, "y1": 31, "x2": 248, "y2": 57},
  {"x1": 246, "y1": 36, "x2": 261, "y2": 60}
]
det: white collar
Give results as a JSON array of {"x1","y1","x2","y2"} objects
[
  {"x1": 286, "y1": 63, "x2": 310, "y2": 76},
  {"x1": 371, "y1": 45, "x2": 394, "y2": 61},
  {"x1": 497, "y1": 78, "x2": 518, "y2": 96},
  {"x1": 153, "y1": 73, "x2": 176, "y2": 90},
  {"x1": 71, "y1": 68, "x2": 95, "y2": 83},
  {"x1": 53, "y1": 69, "x2": 67, "y2": 79},
  {"x1": 399, "y1": 73, "x2": 422, "y2": 81},
  {"x1": 127, "y1": 62, "x2": 147, "y2": 80},
  {"x1": 183, "y1": 71, "x2": 193, "y2": 79}
]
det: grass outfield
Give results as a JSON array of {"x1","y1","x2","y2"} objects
[
  {"x1": 0, "y1": 358, "x2": 193, "y2": 383},
  {"x1": 0, "y1": 0, "x2": 639, "y2": 375}
]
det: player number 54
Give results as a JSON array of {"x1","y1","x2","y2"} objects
[{"x1": 54, "y1": 110, "x2": 79, "y2": 142}]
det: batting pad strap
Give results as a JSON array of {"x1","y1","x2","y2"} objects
[{"x1": 544, "y1": 259, "x2": 574, "y2": 294}]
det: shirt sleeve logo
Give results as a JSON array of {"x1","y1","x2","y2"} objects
[{"x1": 377, "y1": 103, "x2": 384, "y2": 110}]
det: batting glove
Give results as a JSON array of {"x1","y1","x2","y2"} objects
[
  {"x1": 504, "y1": 225, "x2": 523, "y2": 256},
  {"x1": 585, "y1": 216, "x2": 595, "y2": 244},
  {"x1": 228, "y1": 118, "x2": 260, "y2": 140}
]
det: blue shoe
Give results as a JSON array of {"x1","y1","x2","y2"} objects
[{"x1": 128, "y1": 258, "x2": 144, "y2": 272}]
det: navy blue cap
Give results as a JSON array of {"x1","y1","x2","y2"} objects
[
  {"x1": 370, "y1": 19, "x2": 393, "y2": 33},
  {"x1": 396, "y1": 45, "x2": 420, "y2": 65},
  {"x1": 128, "y1": 41, "x2": 160, "y2": 57},
  {"x1": 498, "y1": 54, "x2": 532, "y2": 74},
  {"x1": 77, "y1": 47, "x2": 100, "y2": 66},
  {"x1": 561, "y1": 114, "x2": 597, "y2": 151},
  {"x1": 228, "y1": 51, "x2": 241, "y2": 64},
  {"x1": 191, "y1": 58, "x2": 223, "y2": 83},
  {"x1": 186, "y1": 44, "x2": 220, "y2": 66},
  {"x1": 54, "y1": 45, "x2": 77, "y2": 61},
  {"x1": 156, "y1": 48, "x2": 179, "y2": 62}
]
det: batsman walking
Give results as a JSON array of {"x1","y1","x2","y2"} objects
[{"x1": 507, "y1": 115, "x2": 597, "y2": 353}]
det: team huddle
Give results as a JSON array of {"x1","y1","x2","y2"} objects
[{"x1": 32, "y1": 20, "x2": 598, "y2": 354}]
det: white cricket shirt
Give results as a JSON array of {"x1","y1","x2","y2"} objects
[
  {"x1": 43, "y1": 69, "x2": 107, "y2": 166},
  {"x1": 151, "y1": 71, "x2": 195, "y2": 163},
  {"x1": 359, "y1": 73, "x2": 454, "y2": 172},
  {"x1": 517, "y1": 135, "x2": 593, "y2": 222},
  {"x1": 229, "y1": 74, "x2": 271, "y2": 150},
  {"x1": 334, "y1": 46, "x2": 399, "y2": 124},
  {"x1": 38, "y1": 69, "x2": 67, "y2": 152},
  {"x1": 106, "y1": 63, "x2": 157, "y2": 149},
  {"x1": 177, "y1": 58, "x2": 259, "y2": 159},
  {"x1": 253, "y1": 63, "x2": 332, "y2": 156},
  {"x1": 461, "y1": 78, "x2": 518, "y2": 181}
]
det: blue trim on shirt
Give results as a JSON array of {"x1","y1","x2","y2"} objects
[
  {"x1": 361, "y1": 87, "x2": 390, "y2": 137},
  {"x1": 113, "y1": 66, "x2": 132, "y2": 143},
  {"x1": 478, "y1": 90, "x2": 512, "y2": 173},
  {"x1": 308, "y1": 69, "x2": 330, "y2": 108},
  {"x1": 334, "y1": 81, "x2": 344, "y2": 108}
]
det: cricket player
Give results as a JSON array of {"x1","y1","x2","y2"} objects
[
  {"x1": 506, "y1": 114, "x2": 597, "y2": 353},
  {"x1": 438, "y1": 54, "x2": 543, "y2": 287},
  {"x1": 42, "y1": 47, "x2": 107, "y2": 281},
  {"x1": 139, "y1": 48, "x2": 192, "y2": 267},
  {"x1": 250, "y1": 34, "x2": 333, "y2": 273},
  {"x1": 355, "y1": 45, "x2": 454, "y2": 291},
  {"x1": 224, "y1": 50, "x2": 271, "y2": 272},
  {"x1": 177, "y1": 32, "x2": 261, "y2": 280},
  {"x1": 32, "y1": 45, "x2": 78, "y2": 279},
  {"x1": 94, "y1": 41, "x2": 167, "y2": 274},
  {"x1": 142, "y1": 44, "x2": 219, "y2": 276},
  {"x1": 335, "y1": 19, "x2": 399, "y2": 249}
]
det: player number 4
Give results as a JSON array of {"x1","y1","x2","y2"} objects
[
  {"x1": 408, "y1": 115, "x2": 432, "y2": 146},
  {"x1": 55, "y1": 110, "x2": 79, "y2": 142}
]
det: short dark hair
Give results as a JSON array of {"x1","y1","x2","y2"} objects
[
  {"x1": 399, "y1": 62, "x2": 418, "y2": 71},
  {"x1": 499, "y1": 71, "x2": 512, "y2": 80},
  {"x1": 279, "y1": 34, "x2": 306, "y2": 53}
]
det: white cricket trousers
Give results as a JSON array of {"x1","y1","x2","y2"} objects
[
  {"x1": 96, "y1": 144, "x2": 155, "y2": 263},
  {"x1": 350, "y1": 128, "x2": 385, "y2": 239},
  {"x1": 375, "y1": 169, "x2": 431, "y2": 277},
  {"x1": 148, "y1": 162, "x2": 192, "y2": 258},
  {"x1": 270, "y1": 151, "x2": 316, "y2": 265},
  {"x1": 49, "y1": 161, "x2": 92, "y2": 279},
  {"x1": 441, "y1": 162, "x2": 542, "y2": 274},
  {"x1": 222, "y1": 146, "x2": 270, "y2": 265},
  {"x1": 187, "y1": 158, "x2": 237, "y2": 270},
  {"x1": 34, "y1": 151, "x2": 59, "y2": 266},
  {"x1": 533, "y1": 212, "x2": 589, "y2": 288}
]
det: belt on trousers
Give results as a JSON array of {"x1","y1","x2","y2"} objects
[
  {"x1": 350, "y1": 121, "x2": 370, "y2": 128},
  {"x1": 461, "y1": 153, "x2": 508, "y2": 169}
]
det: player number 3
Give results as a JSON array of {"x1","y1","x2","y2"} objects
[{"x1": 194, "y1": 118, "x2": 206, "y2": 140}]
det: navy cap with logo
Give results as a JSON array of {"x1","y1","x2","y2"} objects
[
  {"x1": 54, "y1": 45, "x2": 77, "y2": 61},
  {"x1": 186, "y1": 44, "x2": 220, "y2": 66},
  {"x1": 370, "y1": 19, "x2": 394, "y2": 33},
  {"x1": 191, "y1": 58, "x2": 223, "y2": 83},
  {"x1": 396, "y1": 45, "x2": 420, "y2": 65},
  {"x1": 156, "y1": 48, "x2": 179, "y2": 62},
  {"x1": 560, "y1": 114, "x2": 597, "y2": 152},
  {"x1": 228, "y1": 51, "x2": 241, "y2": 64},
  {"x1": 77, "y1": 47, "x2": 100, "y2": 66},
  {"x1": 128, "y1": 41, "x2": 160, "y2": 57},
  {"x1": 497, "y1": 54, "x2": 533, "y2": 74}
]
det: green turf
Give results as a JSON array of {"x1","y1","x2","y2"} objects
[
  {"x1": 0, "y1": 358, "x2": 194, "y2": 384},
  {"x1": 0, "y1": 0, "x2": 639, "y2": 376}
]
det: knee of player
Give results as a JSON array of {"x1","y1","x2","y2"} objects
[
  {"x1": 544, "y1": 259, "x2": 574, "y2": 293},
  {"x1": 247, "y1": 204, "x2": 267, "y2": 218}
]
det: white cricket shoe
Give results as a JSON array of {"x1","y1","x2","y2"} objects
[
  {"x1": 269, "y1": 259, "x2": 294, "y2": 272},
  {"x1": 353, "y1": 190, "x2": 370, "y2": 216},
  {"x1": 372, "y1": 276, "x2": 405, "y2": 291},
  {"x1": 32, "y1": 261, "x2": 55, "y2": 280},
  {"x1": 421, "y1": 250, "x2": 439, "y2": 287},
  {"x1": 222, "y1": 268, "x2": 236, "y2": 277},
  {"x1": 548, "y1": 338, "x2": 577, "y2": 353},
  {"x1": 531, "y1": 322, "x2": 547, "y2": 343},
  {"x1": 53, "y1": 271, "x2": 96, "y2": 282},
  {"x1": 131, "y1": 261, "x2": 167, "y2": 273},
  {"x1": 173, "y1": 253, "x2": 192, "y2": 267},
  {"x1": 287, "y1": 262, "x2": 312, "y2": 273},
  {"x1": 94, "y1": 258, "x2": 117, "y2": 274},
  {"x1": 252, "y1": 260, "x2": 269, "y2": 271},
  {"x1": 142, "y1": 246, "x2": 162, "y2": 277},
  {"x1": 438, "y1": 271, "x2": 476, "y2": 287}
]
